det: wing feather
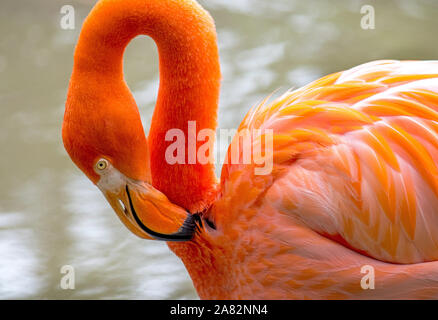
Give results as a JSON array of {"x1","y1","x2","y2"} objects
[{"x1": 221, "y1": 60, "x2": 438, "y2": 263}]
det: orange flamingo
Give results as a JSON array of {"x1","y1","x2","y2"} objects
[{"x1": 62, "y1": 0, "x2": 438, "y2": 299}]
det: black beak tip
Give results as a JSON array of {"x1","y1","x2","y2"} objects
[{"x1": 125, "y1": 185, "x2": 200, "y2": 242}]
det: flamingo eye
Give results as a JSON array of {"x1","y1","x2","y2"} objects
[{"x1": 96, "y1": 159, "x2": 108, "y2": 171}]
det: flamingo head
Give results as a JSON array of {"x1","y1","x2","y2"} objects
[{"x1": 62, "y1": 89, "x2": 197, "y2": 242}]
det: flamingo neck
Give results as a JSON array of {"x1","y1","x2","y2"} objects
[{"x1": 72, "y1": 0, "x2": 221, "y2": 211}]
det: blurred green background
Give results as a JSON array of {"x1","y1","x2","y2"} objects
[{"x1": 0, "y1": 0, "x2": 437, "y2": 299}]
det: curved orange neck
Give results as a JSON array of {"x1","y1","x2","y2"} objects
[{"x1": 72, "y1": 0, "x2": 221, "y2": 211}]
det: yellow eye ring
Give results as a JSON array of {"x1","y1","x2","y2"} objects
[{"x1": 96, "y1": 159, "x2": 108, "y2": 171}]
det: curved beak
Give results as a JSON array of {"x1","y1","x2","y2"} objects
[{"x1": 100, "y1": 179, "x2": 198, "y2": 242}]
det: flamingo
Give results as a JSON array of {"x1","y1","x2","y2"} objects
[{"x1": 62, "y1": 0, "x2": 438, "y2": 299}]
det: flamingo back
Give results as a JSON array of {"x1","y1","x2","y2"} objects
[{"x1": 220, "y1": 60, "x2": 438, "y2": 264}]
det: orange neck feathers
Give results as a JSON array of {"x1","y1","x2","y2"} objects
[{"x1": 68, "y1": 0, "x2": 221, "y2": 211}]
